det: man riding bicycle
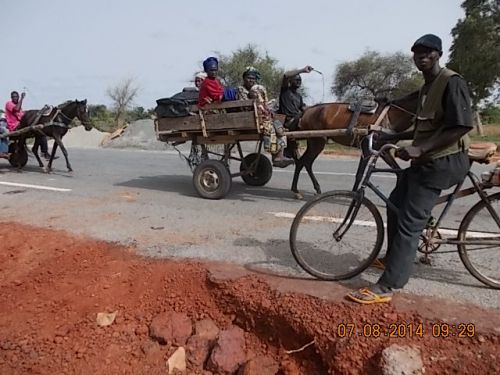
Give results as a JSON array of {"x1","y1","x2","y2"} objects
[{"x1": 347, "y1": 34, "x2": 474, "y2": 304}]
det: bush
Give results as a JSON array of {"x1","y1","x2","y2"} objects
[{"x1": 480, "y1": 104, "x2": 500, "y2": 124}]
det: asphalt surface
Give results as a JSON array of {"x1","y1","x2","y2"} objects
[{"x1": 0, "y1": 147, "x2": 499, "y2": 309}]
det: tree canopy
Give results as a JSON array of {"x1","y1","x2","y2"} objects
[
  {"x1": 332, "y1": 50, "x2": 423, "y2": 101},
  {"x1": 448, "y1": 0, "x2": 500, "y2": 107},
  {"x1": 217, "y1": 44, "x2": 285, "y2": 99}
]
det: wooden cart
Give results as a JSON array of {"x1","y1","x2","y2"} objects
[
  {"x1": 155, "y1": 100, "x2": 275, "y2": 199},
  {"x1": 0, "y1": 124, "x2": 50, "y2": 168}
]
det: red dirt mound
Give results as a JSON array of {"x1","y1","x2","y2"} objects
[{"x1": 0, "y1": 223, "x2": 498, "y2": 374}]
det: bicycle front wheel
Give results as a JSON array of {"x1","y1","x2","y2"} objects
[
  {"x1": 289, "y1": 190, "x2": 384, "y2": 280},
  {"x1": 458, "y1": 192, "x2": 500, "y2": 289}
]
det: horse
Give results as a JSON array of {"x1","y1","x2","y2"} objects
[
  {"x1": 16, "y1": 99, "x2": 92, "y2": 172},
  {"x1": 287, "y1": 93, "x2": 418, "y2": 199}
]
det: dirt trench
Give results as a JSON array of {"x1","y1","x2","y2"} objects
[{"x1": 0, "y1": 223, "x2": 498, "y2": 374}]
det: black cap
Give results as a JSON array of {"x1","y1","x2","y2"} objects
[{"x1": 411, "y1": 34, "x2": 442, "y2": 53}]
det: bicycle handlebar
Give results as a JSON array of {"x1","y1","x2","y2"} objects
[{"x1": 367, "y1": 132, "x2": 401, "y2": 156}]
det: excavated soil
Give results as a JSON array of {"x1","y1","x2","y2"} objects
[{"x1": 0, "y1": 223, "x2": 499, "y2": 375}]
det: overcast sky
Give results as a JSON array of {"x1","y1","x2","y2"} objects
[{"x1": 1, "y1": 0, "x2": 464, "y2": 109}]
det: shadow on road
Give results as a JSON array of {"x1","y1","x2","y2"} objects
[
  {"x1": 115, "y1": 174, "x2": 315, "y2": 202},
  {"x1": 234, "y1": 236, "x2": 487, "y2": 290},
  {"x1": 0, "y1": 163, "x2": 74, "y2": 177}
]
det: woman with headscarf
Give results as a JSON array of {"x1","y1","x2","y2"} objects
[
  {"x1": 238, "y1": 67, "x2": 293, "y2": 167},
  {"x1": 237, "y1": 66, "x2": 260, "y2": 100},
  {"x1": 198, "y1": 57, "x2": 224, "y2": 107},
  {"x1": 194, "y1": 72, "x2": 207, "y2": 90}
]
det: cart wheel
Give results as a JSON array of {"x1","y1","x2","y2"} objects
[
  {"x1": 240, "y1": 153, "x2": 272, "y2": 186},
  {"x1": 8, "y1": 142, "x2": 28, "y2": 168},
  {"x1": 193, "y1": 160, "x2": 232, "y2": 199}
]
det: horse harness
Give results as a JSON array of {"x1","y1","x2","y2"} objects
[
  {"x1": 30, "y1": 105, "x2": 72, "y2": 137},
  {"x1": 346, "y1": 100, "x2": 379, "y2": 135}
]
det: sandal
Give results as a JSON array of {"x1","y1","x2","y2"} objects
[
  {"x1": 370, "y1": 258, "x2": 386, "y2": 270},
  {"x1": 346, "y1": 287, "x2": 393, "y2": 305}
]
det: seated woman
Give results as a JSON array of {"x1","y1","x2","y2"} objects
[
  {"x1": 194, "y1": 71, "x2": 207, "y2": 91},
  {"x1": 198, "y1": 57, "x2": 224, "y2": 107},
  {"x1": 238, "y1": 67, "x2": 293, "y2": 168}
]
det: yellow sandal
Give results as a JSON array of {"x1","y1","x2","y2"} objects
[
  {"x1": 346, "y1": 287, "x2": 393, "y2": 305},
  {"x1": 370, "y1": 258, "x2": 386, "y2": 270}
]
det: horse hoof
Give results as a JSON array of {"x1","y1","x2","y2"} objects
[
  {"x1": 43, "y1": 167, "x2": 49, "y2": 173},
  {"x1": 68, "y1": 168, "x2": 73, "y2": 173},
  {"x1": 293, "y1": 192, "x2": 304, "y2": 200}
]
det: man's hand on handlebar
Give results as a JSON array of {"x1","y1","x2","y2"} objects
[
  {"x1": 371, "y1": 131, "x2": 393, "y2": 150},
  {"x1": 396, "y1": 145, "x2": 423, "y2": 161}
]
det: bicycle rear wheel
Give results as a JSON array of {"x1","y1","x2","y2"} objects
[
  {"x1": 458, "y1": 192, "x2": 500, "y2": 289},
  {"x1": 289, "y1": 190, "x2": 384, "y2": 280}
]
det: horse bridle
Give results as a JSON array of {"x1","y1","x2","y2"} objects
[{"x1": 56, "y1": 102, "x2": 91, "y2": 126}]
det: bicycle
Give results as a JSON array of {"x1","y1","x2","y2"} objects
[{"x1": 289, "y1": 133, "x2": 500, "y2": 288}]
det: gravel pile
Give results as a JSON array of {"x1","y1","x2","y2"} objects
[
  {"x1": 46, "y1": 125, "x2": 109, "y2": 149},
  {"x1": 101, "y1": 119, "x2": 166, "y2": 150}
]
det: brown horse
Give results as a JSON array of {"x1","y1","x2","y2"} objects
[
  {"x1": 288, "y1": 93, "x2": 418, "y2": 198},
  {"x1": 16, "y1": 99, "x2": 92, "y2": 172}
]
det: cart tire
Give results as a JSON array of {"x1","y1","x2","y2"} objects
[
  {"x1": 8, "y1": 142, "x2": 28, "y2": 168},
  {"x1": 240, "y1": 153, "x2": 272, "y2": 186},
  {"x1": 193, "y1": 160, "x2": 232, "y2": 199}
]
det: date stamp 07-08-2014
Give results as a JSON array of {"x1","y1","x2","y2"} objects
[{"x1": 335, "y1": 322, "x2": 476, "y2": 339}]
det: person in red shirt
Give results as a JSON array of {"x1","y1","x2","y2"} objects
[
  {"x1": 5, "y1": 91, "x2": 25, "y2": 131},
  {"x1": 198, "y1": 57, "x2": 224, "y2": 107}
]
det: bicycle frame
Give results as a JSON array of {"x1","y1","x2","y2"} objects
[{"x1": 333, "y1": 134, "x2": 500, "y2": 247}]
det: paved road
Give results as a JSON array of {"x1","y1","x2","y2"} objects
[{"x1": 1, "y1": 147, "x2": 498, "y2": 309}]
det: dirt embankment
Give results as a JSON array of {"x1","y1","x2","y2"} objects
[{"x1": 0, "y1": 223, "x2": 498, "y2": 374}]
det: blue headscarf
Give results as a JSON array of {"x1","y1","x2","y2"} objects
[{"x1": 203, "y1": 57, "x2": 219, "y2": 72}]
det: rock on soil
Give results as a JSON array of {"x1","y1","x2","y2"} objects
[
  {"x1": 0, "y1": 222, "x2": 499, "y2": 375},
  {"x1": 149, "y1": 312, "x2": 192, "y2": 346},
  {"x1": 206, "y1": 326, "x2": 246, "y2": 374},
  {"x1": 238, "y1": 355, "x2": 279, "y2": 375},
  {"x1": 186, "y1": 334, "x2": 213, "y2": 367},
  {"x1": 381, "y1": 344, "x2": 424, "y2": 375}
]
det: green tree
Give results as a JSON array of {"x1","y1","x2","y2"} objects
[
  {"x1": 128, "y1": 106, "x2": 149, "y2": 121},
  {"x1": 332, "y1": 50, "x2": 423, "y2": 101},
  {"x1": 217, "y1": 44, "x2": 285, "y2": 99},
  {"x1": 88, "y1": 104, "x2": 114, "y2": 132},
  {"x1": 88, "y1": 104, "x2": 110, "y2": 120},
  {"x1": 448, "y1": 0, "x2": 500, "y2": 108},
  {"x1": 480, "y1": 103, "x2": 500, "y2": 124}
]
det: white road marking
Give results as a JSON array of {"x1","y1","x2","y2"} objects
[
  {"x1": 272, "y1": 169, "x2": 396, "y2": 179},
  {"x1": 268, "y1": 212, "x2": 499, "y2": 238},
  {"x1": 0, "y1": 182, "x2": 71, "y2": 192}
]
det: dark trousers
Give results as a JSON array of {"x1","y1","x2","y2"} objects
[
  {"x1": 378, "y1": 151, "x2": 470, "y2": 289},
  {"x1": 38, "y1": 136, "x2": 49, "y2": 155}
]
